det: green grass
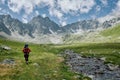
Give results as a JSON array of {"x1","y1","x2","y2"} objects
[
  {"x1": 0, "y1": 38, "x2": 120, "y2": 80},
  {"x1": 53, "y1": 43, "x2": 120, "y2": 65},
  {"x1": 101, "y1": 24, "x2": 120, "y2": 37},
  {"x1": 0, "y1": 38, "x2": 87, "y2": 80}
]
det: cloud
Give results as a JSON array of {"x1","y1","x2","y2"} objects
[
  {"x1": 61, "y1": 21, "x2": 67, "y2": 26},
  {"x1": 0, "y1": 8, "x2": 2, "y2": 10},
  {"x1": 22, "y1": 17, "x2": 28, "y2": 23},
  {"x1": 57, "y1": 0, "x2": 96, "y2": 14},
  {"x1": 8, "y1": 0, "x2": 44, "y2": 14},
  {"x1": 35, "y1": 11, "x2": 39, "y2": 16},
  {"x1": 59, "y1": 21, "x2": 67, "y2": 26},
  {"x1": 0, "y1": 0, "x2": 5, "y2": 4},
  {"x1": 42, "y1": 14, "x2": 46, "y2": 18},
  {"x1": 116, "y1": 0, "x2": 120, "y2": 11},
  {"x1": 100, "y1": 0, "x2": 108, "y2": 6},
  {"x1": 0, "y1": 7, "x2": 9, "y2": 14},
  {"x1": 108, "y1": 0, "x2": 120, "y2": 16},
  {"x1": 22, "y1": 14, "x2": 28, "y2": 23},
  {"x1": 49, "y1": 8, "x2": 63, "y2": 19},
  {"x1": 6, "y1": 0, "x2": 96, "y2": 25},
  {"x1": 96, "y1": 5, "x2": 101, "y2": 12},
  {"x1": 98, "y1": 0, "x2": 120, "y2": 23}
]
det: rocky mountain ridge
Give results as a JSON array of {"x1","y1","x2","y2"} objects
[{"x1": 0, "y1": 14, "x2": 120, "y2": 43}]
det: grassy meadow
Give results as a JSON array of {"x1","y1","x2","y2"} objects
[{"x1": 0, "y1": 38, "x2": 120, "y2": 80}]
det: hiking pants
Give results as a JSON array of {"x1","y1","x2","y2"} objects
[{"x1": 24, "y1": 53, "x2": 29, "y2": 61}]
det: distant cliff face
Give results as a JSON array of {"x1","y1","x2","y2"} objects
[{"x1": 0, "y1": 14, "x2": 120, "y2": 43}]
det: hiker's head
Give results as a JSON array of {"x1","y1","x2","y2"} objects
[{"x1": 24, "y1": 44, "x2": 28, "y2": 48}]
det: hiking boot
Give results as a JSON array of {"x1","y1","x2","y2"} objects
[{"x1": 26, "y1": 61, "x2": 28, "y2": 64}]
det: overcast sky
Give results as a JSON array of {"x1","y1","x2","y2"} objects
[{"x1": 0, "y1": 0, "x2": 120, "y2": 26}]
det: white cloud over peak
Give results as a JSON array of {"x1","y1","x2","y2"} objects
[
  {"x1": 35, "y1": 11, "x2": 39, "y2": 16},
  {"x1": 98, "y1": 0, "x2": 120, "y2": 23},
  {"x1": 110, "y1": 0, "x2": 120, "y2": 15},
  {"x1": 6, "y1": 0, "x2": 96, "y2": 25},
  {"x1": 116, "y1": 0, "x2": 120, "y2": 12},
  {"x1": 49, "y1": 8, "x2": 63, "y2": 19},
  {"x1": 8, "y1": 0, "x2": 39, "y2": 14},
  {"x1": 60, "y1": 21, "x2": 67, "y2": 26},
  {"x1": 42, "y1": 14, "x2": 46, "y2": 18},
  {"x1": 22, "y1": 14, "x2": 28, "y2": 23},
  {"x1": 111, "y1": 0, "x2": 120, "y2": 17},
  {"x1": 22, "y1": 17, "x2": 28, "y2": 23},
  {"x1": 57, "y1": 0, "x2": 96, "y2": 14}
]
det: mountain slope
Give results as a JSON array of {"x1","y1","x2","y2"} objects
[
  {"x1": 101, "y1": 24, "x2": 120, "y2": 37},
  {"x1": 0, "y1": 21, "x2": 11, "y2": 35},
  {"x1": 0, "y1": 14, "x2": 120, "y2": 43},
  {"x1": 0, "y1": 15, "x2": 33, "y2": 37},
  {"x1": 28, "y1": 16, "x2": 61, "y2": 34},
  {"x1": 0, "y1": 15, "x2": 62, "y2": 43},
  {"x1": 62, "y1": 20, "x2": 100, "y2": 33}
]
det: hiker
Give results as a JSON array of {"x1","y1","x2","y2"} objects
[{"x1": 22, "y1": 44, "x2": 31, "y2": 64}]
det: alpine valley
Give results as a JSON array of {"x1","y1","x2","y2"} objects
[{"x1": 0, "y1": 14, "x2": 120, "y2": 44}]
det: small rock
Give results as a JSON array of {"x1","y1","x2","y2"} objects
[
  {"x1": 94, "y1": 71, "x2": 104, "y2": 74},
  {"x1": 33, "y1": 63, "x2": 39, "y2": 67},
  {"x1": 106, "y1": 64, "x2": 119, "y2": 71},
  {"x1": 87, "y1": 75, "x2": 94, "y2": 79},
  {"x1": 99, "y1": 57, "x2": 106, "y2": 61},
  {"x1": 1, "y1": 45, "x2": 11, "y2": 50},
  {"x1": 116, "y1": 73, "x2": 120, "y2": 78},
  {"x1": 112, "y1": 50, "x2": 116, "y2": 53},
  {"x1": 118, "y1": 52, "x2": 120, "y2": 54},
  {"x1": 74, "y1": 75, "x2": 80, "y2": 79},
  {"x1": 1, "y1": 59, "x2": 15, "y2": 64}
]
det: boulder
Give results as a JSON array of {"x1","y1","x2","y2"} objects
[
  {"x1": 106, "y1": 64, "x2": 119, "y2": 71},
  {"x1": 1, "y1": 45, "x2": 11, "y2": 50},
  {"x1": 1, "y1": 59, "x2": 15, "y2": 65}
]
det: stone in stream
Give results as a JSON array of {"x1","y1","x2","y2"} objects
[
  {"x1": 62, "y1": 50, "x2": 120, "y2": 80},
  {"x1": 106, "y1": 64, "x2": 119, "y2": 71}
]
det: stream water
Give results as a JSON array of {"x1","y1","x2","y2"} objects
[{"x1": 63, "y1": 50, "x2": 120, "y2": 80}]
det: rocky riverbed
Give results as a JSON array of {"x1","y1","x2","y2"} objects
[{"x1": 63, "y1": 50, "x2": 120, "y2": 80}]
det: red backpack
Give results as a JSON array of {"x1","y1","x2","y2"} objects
[{"x1": 23, "y1": 48, "x2": 31, "y2": 53}]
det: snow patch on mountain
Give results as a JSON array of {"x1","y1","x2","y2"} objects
[{"x1": 74, "y1": 29, "x2": 85, "y2": 35}]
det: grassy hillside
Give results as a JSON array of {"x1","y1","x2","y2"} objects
[
  {"x1": 101, "y1": 24, "x2": 120, "y2": 37},
  {"x1": 0, "y1": 38, "x2": 91, "y2": 80},
  {"x1": 0, "y1": 38, "x2": 120, "y2": 80}
]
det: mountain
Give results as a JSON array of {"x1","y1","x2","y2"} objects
[
  {"x1": 0, "y1": 15, "x2": 63, "y2": 43},
  {"x1": 101, "y1": 17, "x2": 120, "y2": 28},
  {"x1": 62, "y1": 19, "x2": 100, "y2": 33},
  {"x1": 28, "y1": 16, "x2": 61, "y2": 34},
  {"x1": 62, "y1": 17, "x2": 120, "y2": 43},
  {"x1": 0, "y1": 21, "x2": 11, "y2": 35},
  {"x1": 0, "y1": 14, "x2": 120, "y2": 44},
  {"x1": 62, "y1": 17, "x2": 120, "y2": 34},
  {"x1": 0, "y1": 15, "x2": 33, "y2": 37}
]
